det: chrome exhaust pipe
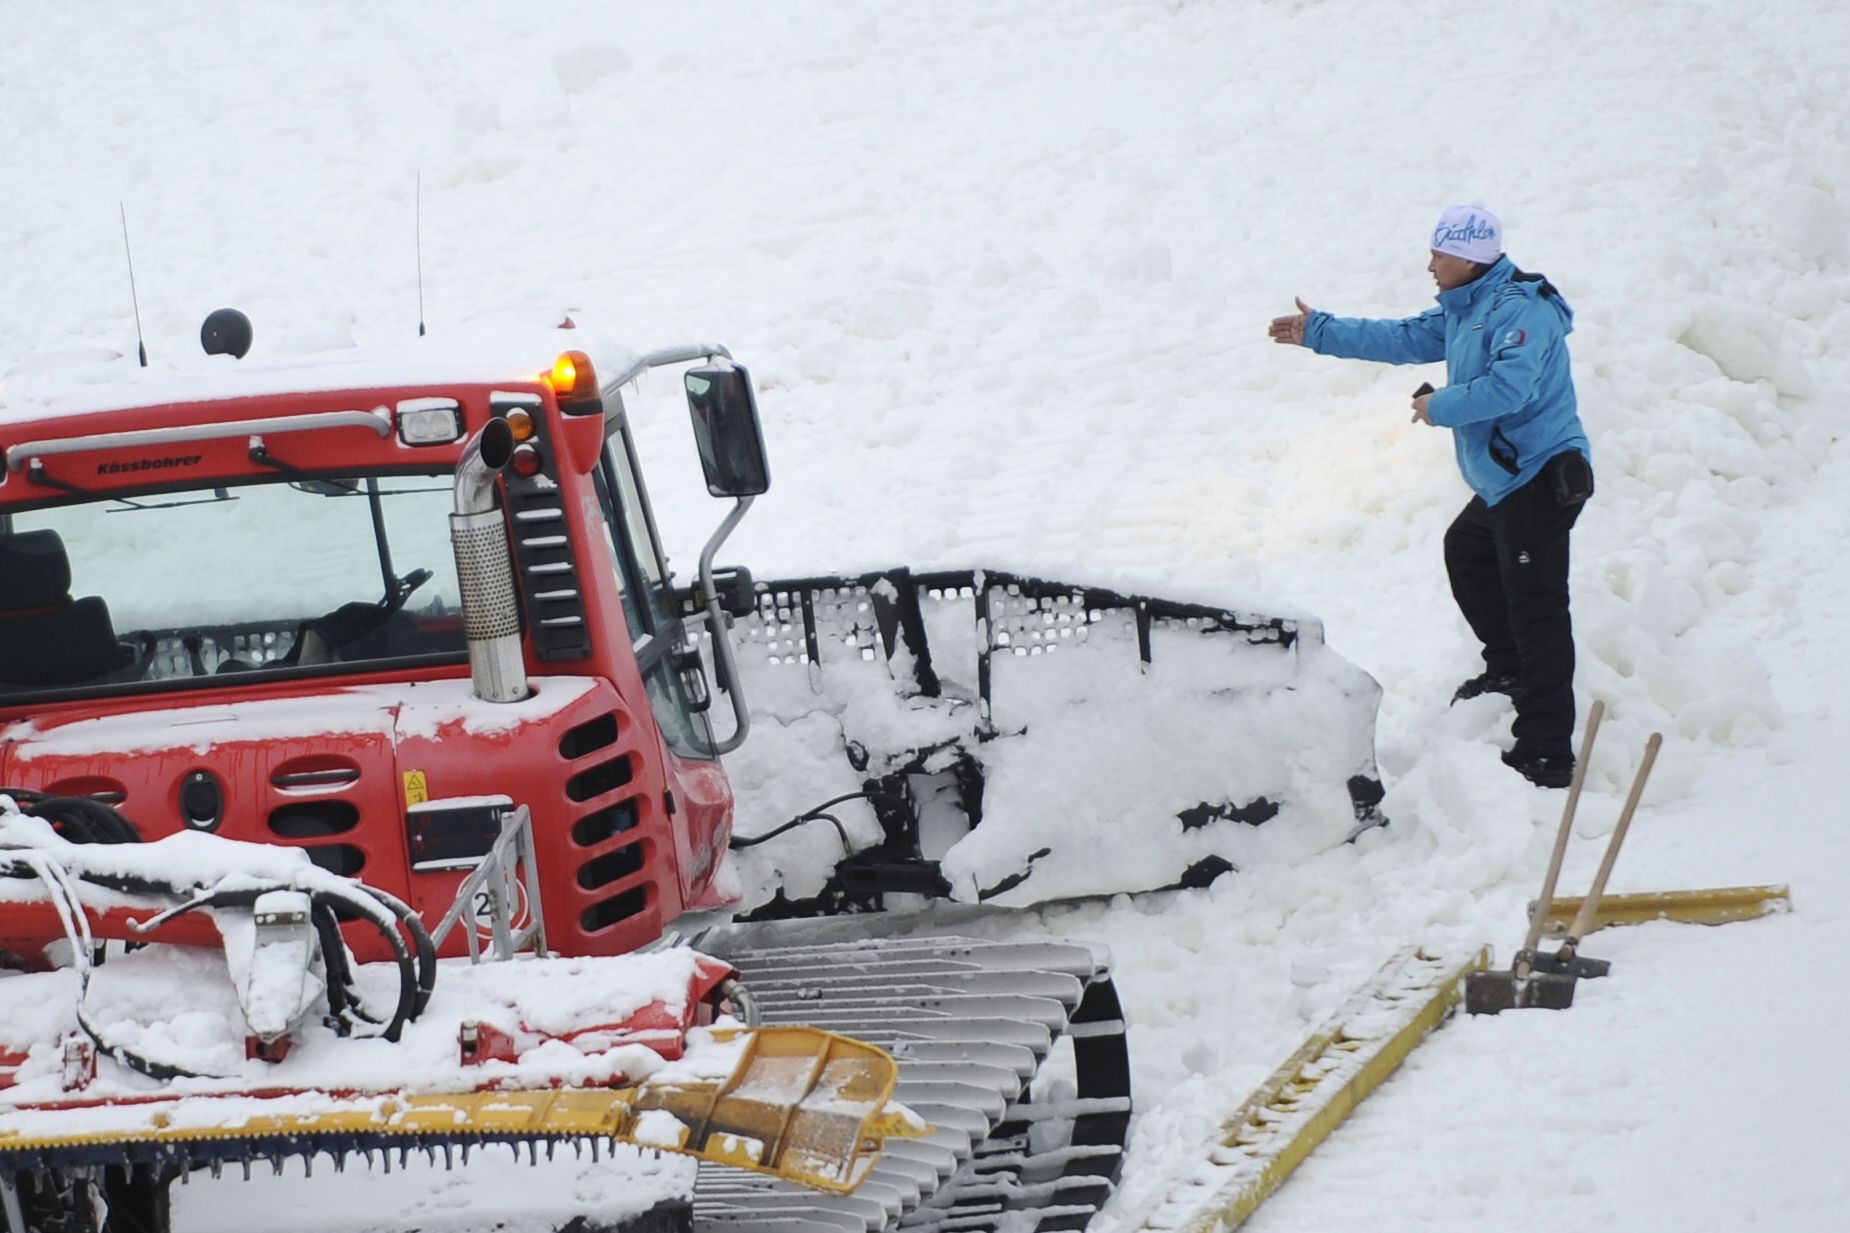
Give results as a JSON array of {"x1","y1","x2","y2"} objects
[{"x1": 450, "y1": 419, "x2": 528, "y2": 703}]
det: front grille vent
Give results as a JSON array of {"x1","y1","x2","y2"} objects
[
  {"x1": 303, "y1": 845, "x2": 367, "y2": 877},
  {"x1": 559, "y1": 712, "x2": 619, "y2": 760},
  {"x1": 271, "y1": 755, "x2": 362, "y2": 794},
  {"x1": 578, "y1": 843, "x2": 645, "y2": 890},
  {"x1": 559, "y1": 708, "x2": 649, "y2": 935},
  {"x1": 571, "y1": 799, "x2": 639, "y2": 847},
  {"x1": 566, "y1": 755, "x2": 633, "y2": 803},
  {"x1": 269, "y1": 801, "x2": 360, "y2": 838},
  {"x1": 42, "y1": 776, "x2": 128, "y2": 807},
  {"x1": 580, "y1": 888, "x2": 648, "y2": 933},
  {"x1": 271, "y1": 768, "x2": 361, "y2": 791}
]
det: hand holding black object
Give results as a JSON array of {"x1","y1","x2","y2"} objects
[{"x1": 1411, "y1": 382, "x2": 1435, "y2": 425}]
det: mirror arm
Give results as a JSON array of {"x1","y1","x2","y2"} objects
[
  {"x1": 696, "y1": 495, "x2": 755, "y2": 754},
  {"x1": 608, "y1": 343, "x2": 735, "y2": 392}
]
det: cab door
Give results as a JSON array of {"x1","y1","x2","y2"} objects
[{"x1": 589, "y1": 420, "x2": 733, "y2": 907}]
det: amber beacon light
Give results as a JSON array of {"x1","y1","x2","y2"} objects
[{"x1": 549, "y1": 351, "x2": 595, "y2": 400}]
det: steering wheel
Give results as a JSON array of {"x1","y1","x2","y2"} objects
[
  {"x1": 390, "y1": 568, "x2": 435, "y2": 610},
  {"x1": 284, "y1": 568, "x2": 439, "y2": 667}
]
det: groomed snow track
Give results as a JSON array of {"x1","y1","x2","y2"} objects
[{"x1": 693, "y1": 932, "x2": 1130, "y2": 1233}]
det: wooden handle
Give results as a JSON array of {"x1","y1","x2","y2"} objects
[
  {"x1": 1521, "y1": 700, "x2": 1604, "y2": 956},
  {"x1": 1566, "y1": 732, "x2": 1663, "y2": 942}
]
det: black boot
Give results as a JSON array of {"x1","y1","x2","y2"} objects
[
  {"x1": 1501, "y1": 746, "x2": 1574, "y2": 789},
  {"x1": 1452, "y1": 672, "x2": 1519, "y2": 704}
]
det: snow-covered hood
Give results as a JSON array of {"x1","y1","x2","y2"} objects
[{"x1": 0, "y1": 676, "x2": 603, "y2": 848}]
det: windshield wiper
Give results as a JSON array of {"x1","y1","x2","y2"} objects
[
  {"x1": 105, "y1": 489, "x2": 241, "y2": 513},
  {"x1": 250, "y1": 446, "x2": 439, "y2": 498},
  {"x1": 249, "y1": 441, "x2": 362, "y2": 494}
]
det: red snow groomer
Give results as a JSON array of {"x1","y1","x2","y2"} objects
[
  {"x1": 0, "y1": 318, "x2": 1136, "y2": 1233},
  {"x1": 0, "y1": 311, "x2": 1382, "y2": 1233}
]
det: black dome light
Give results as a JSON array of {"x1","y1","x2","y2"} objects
[{"x1": 200, "y1": 308, "x2": 253, "y2": 358}]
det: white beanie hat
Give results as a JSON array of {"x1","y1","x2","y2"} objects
[{"x1": 1430, "y1": 204, "x2": 1502, "y2": 263}]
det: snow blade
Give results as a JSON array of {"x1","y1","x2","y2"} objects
[
  {"x1": 0, "y1": 1027, "x2": 917, "y2": 1209},
  {"x1": 711, "y1": 568, "x2": 1385, "y2": 915}
]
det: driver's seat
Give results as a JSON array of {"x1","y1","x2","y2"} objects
[{"x1": 0, "y1": 530, "x2": 132, "y2": 689}]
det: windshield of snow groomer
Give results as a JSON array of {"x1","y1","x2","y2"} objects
[{"x1": 0, "y1": 473, "x2": 466, "y2": 699}]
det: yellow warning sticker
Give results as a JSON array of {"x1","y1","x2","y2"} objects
[{"x1": 403, "y1": 770, "x2": 429, "y2": 807}]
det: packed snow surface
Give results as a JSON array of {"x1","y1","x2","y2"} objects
[{"x1": 4, "y1": 1, "x2": 1849, "y2": 1230}]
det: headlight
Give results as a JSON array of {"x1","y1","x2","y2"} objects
[{"x1": 396, "y1": 398, "x2": 463, "y2": 446}]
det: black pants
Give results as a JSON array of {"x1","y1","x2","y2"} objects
[{"x1": 1443, "y1": 470, "x2": 1584, "y2": 758}]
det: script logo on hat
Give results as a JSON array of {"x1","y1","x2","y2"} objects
[
  {"x1": 1431, "y1": 203, "x2": 1503, "y2": 264},
  {"x1": 1433, "y1": 216, "x2": 1496, "y2": 248}
]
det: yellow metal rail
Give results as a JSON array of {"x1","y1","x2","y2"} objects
[
  {"x1": 1133, "y1": 946, "x2": 1491, "y2": 1233},
  {"x1": 1535, "y1": 884, "x2": 1791, "y2": 934}
]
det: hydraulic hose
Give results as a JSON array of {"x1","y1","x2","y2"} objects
[
  {"x1": 1, "y1": 798, "x2": 435, "y2": 1070},
  {"x1": 728, "y1": 789, "x2": 897, "y2": 853},
  {"x1": 0, "y1": 789, "x2": 141, "y2": 844},
  {"x1": 352, "y1": 883, "x2": 439, "y2": 1018}
]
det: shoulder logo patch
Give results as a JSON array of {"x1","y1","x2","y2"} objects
[{"x1": 1501, "y1": 328, "x2": 1527, "y2": 346}]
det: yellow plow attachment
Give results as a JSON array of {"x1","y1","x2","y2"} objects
[
  {"x1": 636, "y1": 1025, "x2": 924, "y2": 1191},
  {"x1": 0, "y1": 1027, "x2": 923, "y2": 1195}
]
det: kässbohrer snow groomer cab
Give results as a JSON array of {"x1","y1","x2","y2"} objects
[{"x1": 0, "y1": 316, "x2": 1138, "y2": 1233}]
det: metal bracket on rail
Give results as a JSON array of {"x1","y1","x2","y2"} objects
[{"x1": 429, "y1": 804, "x2": 548, "y2": 961}]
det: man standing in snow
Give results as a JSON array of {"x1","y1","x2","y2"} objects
[{"x1": 1267, "y1": 205, "x2": 1594, "y2": 788}]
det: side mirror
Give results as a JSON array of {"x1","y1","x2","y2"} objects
[{"x1": 684, "y1": 364, "x2": 770, "y2": 498}]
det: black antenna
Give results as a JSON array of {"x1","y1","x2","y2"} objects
[
  {"x1": 415, "y1": 171, "x2": 426, "y2": 337},
  {"x1": 119, "y1": 203, "x2": 148, "y2": 367}
]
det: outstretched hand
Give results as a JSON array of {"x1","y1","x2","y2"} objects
[{"x1": 1267, "y1": 297, "x2": 1314, "y2": 346}]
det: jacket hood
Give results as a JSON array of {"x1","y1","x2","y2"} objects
[{"x1": 1439, "y1": 256, "x2": 1574, "y2": 332}]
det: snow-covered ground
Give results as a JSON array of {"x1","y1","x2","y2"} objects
[{"x1": 4, "y1": 1, "x2": 1848, "y2": 1229}]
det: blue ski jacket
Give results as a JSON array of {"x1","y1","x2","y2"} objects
[{"x1": 1302, "y1": 256, "x2": 1589, "y2": 506}]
